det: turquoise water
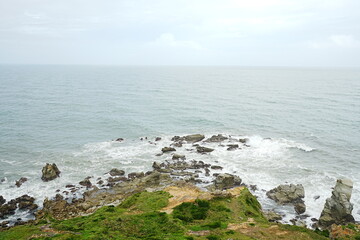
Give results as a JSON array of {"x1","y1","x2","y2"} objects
[{"x1": 0, "y1": 65, "x2": 359, "y2": 224}]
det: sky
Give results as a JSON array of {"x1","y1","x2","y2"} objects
[{"x1": 0, "y1": 0, "x2": 360, "y2": 66}]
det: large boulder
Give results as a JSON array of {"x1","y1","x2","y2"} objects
[
  {"x1": 109, "y1": 168, "x2": 125, "y2": 176},
  {"x1": 205, "y1": 134, "x2": 228, "y2": 142},
  {"x1": 318, "y1": 179, "x2": 355, "y2": 229},
  {"x1": 16, "y1": 195, "x2": 38, "y2": 211},
  {"x1": 161, "y1": 147, "x2": 176, "y2": 153},
  {"x1": 214, "y1": 173, "x2": 242, "y2": 190},
  {"x1": 266, "y1": 184, "x2": 306, "y2": 214},
  {"x1": 41, "y1": 163, "x2": 61, "y2": 182},
  {"x1": 196, "y1": 146, "x2": 214, "y2": 153},
  {"x1": 183, "y1": 134, "x2": 205, "y2": 143}
]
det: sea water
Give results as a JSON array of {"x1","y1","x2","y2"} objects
[{"x1": 0, "y1": 65, "x2": 359, "y2": 225}]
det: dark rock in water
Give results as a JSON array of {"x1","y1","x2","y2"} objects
[
  {"x1": 66, "y1": 184, "x2": 75, "y2": 188},
  {"x1": 15, "y1": 177, "x2": 28, "y2": 187},
  {"x1": 152, "y1": 161, "x2": 162, "y2": 170},
  {"x1": 290, "y1": 218, "x2": 306, "y2": 227},
  {"x1": 227, "y1": 144, "x2": 239, "y2": 151},
  {"x1": 41, "y1": 163, "x2": 61, "y2": 182},
  {"x1": 171, "y1": 142, "x2": 183, "y2": 147},
  {"x1": 115, "y1": 138, "x2": 124, "y2": 142},
  {"x1": 311, "y1": 218, "x2": 318, "y2": 222},
  {"x1": 319, "y1": 179, "x2": 355, "y2": 229},
  {"x1": 171, "y1": 136, "x2": 181, "y2": 141},
  {"x1": 0, "y1": 221, "x2": 9, "y2": 228},
  {"x1": 263, "y1": 210, "x2": 282, "y2": 222},
  {"x1": 196, "y1": 146, "x2": 214, "y2": 153},
  {"x1": 314, "y1": 195, "x2": 320, "y2": 200},
  {"x1": 161, "y1": 147, "x2": 176, "y2": 153},
  {"x1": 16, "y1": 195, "x2": 38, "y2": 211},
  {"x1": 249, "y1": 185, "x2": 258, "y2": 191},
  {"x1": 97, "y1": 180, "x2": 104, "y2": 185},
  {"x1": 296, "y1": 214, "x2": 310, "y2": 220},
  {"x1": 213, "y1": 173, "x2": 220, "y2": 177},
  {"x1": 79, "y1": 179, "x2": 92, "y2": 188},
  {"x1": 155, "y1": 137, "x2": 161, "y2": 141},
  {"x1": 266, "y1": 184, "x2": 306, "y2": 214},
  {"x1": 109, "y1": 168, "x2": 125, "y2": 176},
  {"x1": 107, "y1": 177, "x2": 127, "y2": 183},
  {"x1": 205, "y1": 134, "x2": 228, "y2": 142},
  {"x1": 0, "y1": 178, "x2": 5, "y2": 183},
  {"x1": 211, "y1": 165, "x2": 223, "y2": 170},
  {"x1": 128, "y1": 172, "x2": 145, "y2": 179},
  {"x1": 183, "y1": 134, "x2": 205, "y2": 143},
  {"x1": 214, "y1": 173, "x2": 242, "y2": 190},
  {"x1": 239, "y1": 138, "x2": 249, "y2": 143},
  {"x1": 172, "y1": 154, "x2": 185, "y2": 160},
  {"x1": 204, "y1": 168, "x2": 210, "y2": 177},
  {"x1": 0, "y1": 200, "x2": 17, "y2": 218},
  {"x1": 0, "y1": 196, "x2": 5, "y2": 206},
  {"x1": 294, "y1": 202, "x2": 306, "y2": 214},
  {"x1": 155, "y1": 153, "x2": 163, "y2": 156}
]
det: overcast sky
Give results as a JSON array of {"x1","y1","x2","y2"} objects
[{"x1": 1, "y1": 0, "x2": 360, "y2": 66}]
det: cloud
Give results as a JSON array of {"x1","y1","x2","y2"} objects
[
  {"x1": 307, "y1": 35, "x2": 360, "y2": 49},
  {"x1": 151, "y1": 33, "x2": 204, "y2": 50}
]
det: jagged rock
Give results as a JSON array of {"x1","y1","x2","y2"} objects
[
  {"x1": 196, "y1": 146, "x2": 214, "y2": 153},
  {"x1": 41, "y1": 163, "x2": 61, "y2": 182},
  {"x1": 239, "y1": 138, "x2": 248, "y2": 143},
  {"x1": 263, "y1": 210, "x2": 282, "y2": 222},
  {"x1": 115, "y1": 138, "x2": 124, "y2": 142},
  {"x1": 161, "y1": 147, "x2": 176, "y2": 153},
  {"x1": 0, "y1": 200, "x2": 17, "y2": 218},
  {"x1": 204, "y1": 168, "x2": 210, "y2": 176},
  {"x1": 79, "y1": 179, "x2": 92, "y2": 188},
  {"x1": 183, "y1": 134, "x2": 205, "y2": 143},
  {"x1": 128, "y1": 172, "x2": 145, "y2": 179},
  {"x1": 171, "y1": 136, "x2": 181, "y2": 141},
  {"x1": 172, "y1": 154, "x2": 185, "y2": 160},
  {"x1": 0, "y1": 196, "x2": 5, "y2": 206},
  {"x1": 16, "y1": 195, "x2": 38, "y2": 211},
  {"x1": 205, "y1": 134, "x2": 228, "y2": 142},
  {"x1": 294, "y1": 202, "x2": 306, "y2": 214},
  {"x1": 214, "y1": 173, "x2": 242, "y2": 190},
  {"x1": 152, "y1": 161, "x2": 162, "y2": 170},
  {"x1": 155, "y1": 137, "x2": 161, "y2": 141},
  {"x1": 171, "y1": 142, "x2": 183, "y2": 147},
  {"x1": 211, "y1": 165, "x2": 223, "y2": 170},
  {"x1": 318, "y1": 179, "x2": 355, "y2": 228},
  {"x1": 15, "y1": 177, "x2": 28, "y2": 187},
  {"x1": 109, "y1": 168, "x2": 125, "y2": 176},
  {"x1": 266, "y1": 184, "x2": 305, "y2": 204},
  {"x1": 227, "y1": 144, "x2": 239, "y2": 151}
]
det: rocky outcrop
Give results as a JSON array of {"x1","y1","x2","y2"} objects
[
  {"x1": 41, "y1": 163, "x2": 61, "y2": 182},
  {"x1": 15, "y1": 177, "x2": 28, "y2": 187},
  {"x1": 172, "y1": 134, "x2": 205, "y2": 143},
  {"x1": 318, "y1": 179, "x2": 355, "y2": 228},
  {"x1": 196, "y1": 146, "x2": 214, "y2": 153},
  {"x1": 266, "y1": 184, "x2": 305, "y2": 214},
  {"x1": 213, "y1": 173, "x2": 242, "y2": 190},
  {"x1": 204, "y1": 134, "x2": 228, "y2": 142},
  {"x1": 0, "y1": 196, "x2": 5, "y2": 206},
  {"x1": 109, "y1": 168, "x2": 125, "y2": 176},
  {"x1": 79, "y1": 179, "x2": 92, "y2": 188},
  {"x1": 172, "y1": 154, "x2": 185, "y2": 160},
  {"x1": 16, "y1": 195, "x2": 38, "y2": 211},
  {"x1": 0, "y1": 195, "x2": 37, "y2": 219},
  {"x1": 0, "y1": 200, "x2": 17, "y2": 219},
  {"x1": 263, "y1": 210, "x2": 282, "y2": 222},
  {"x1": 161, "y1": 147, "x2": 176, "y2": 153}
]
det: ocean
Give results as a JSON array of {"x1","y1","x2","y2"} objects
[{"x1": 0, "y1": 65, "x2": 359, "y2": 225}]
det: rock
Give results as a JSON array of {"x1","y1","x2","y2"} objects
[
  {"x1": 0, "y1": 178, "x2": 5, "y2": 183},
  {"x1": 15, "y1": 177, "x2": 28, "y2": 187},
  {"x1": 311, "y1": 218, "x2": 318, "y2": 222},
  {"x1": 205, "y1": 134, "x2": 228, "y2": 142},
  {"x1": 171, "y1": 136, "x2": 181, "y2": 141},
  {"x1": 107, "y1": 177, "x2": 127, "y2": 183},
  {"x1": 290, "y1": 218, "x2": 306, "y2": 227},
  {"x1": 16, "y1": 195, "x2": 38, "y2": 211},
  {"x1": 128, "y1": 172, "x2": 145, "y2": 179},
  {"x1": 161, "y1": 147, "x2": 176, "y2": 153},
  {"x1": 214, "y1": 173, "x2": 242, "y2": 190},
  {"x1": 0, "y1": 200, "x2": 17, "y2": 218},
  {"x1": 115, "y1": 138, "x2": 124, "y2": 142},
  {"x1": 294, "y1": 202, "x2": 306, "y2": 214},
  {"x1": 314, "y1": 195, "x2": 320, "y2": 200},
  {"x1": 183, "y1": 134, "x2": 205, "y2": 143},
  {"x1": 172, "y1": 154, "x2": 185, "y2": 160},
  {"x1": 109, "y1": 168, "x2": 125, "y2": 176},
  {"x1": 211, "y1": 165, "x2": 223, "y2": 170},
  {"x1": 155, "y1": 153, "x2": 163, "y2": 156},
  {"x1": 66, "y1": 184, "x2": 75, "y2": 188},
  {"x1": 263, "y1": 210, "x2": 282, "y2": 222},
  {"x1": 79, "y1": 179, "x2": 92, "y2": 188},
  {"x1": 250, "y1": 185, "x2": 258, "y2": 191},
  {"x1": 41, "y1": 163, "x2": 61, "y2": 182},
  {"x1": 196, "y1": 146, "x2": 214, "y2": 153},
  {"x1": 318, "y1": 179, "x2": 355, "y2": 228},
  {"x1": 171, "y1": 142, "x2": 183, "y2": 147},
  {"x1": 204, "y1": 168, "x2": 210, "y2": 176},
  {"x1": 155, "y1": 137, "x2": 161, "y2": 141},
  {"x1": 239, "y1": 138, "x2": 248, "y2": 143},
  {"x1": 266, "y1": 184, "x2": 305, "y2": 204},
  {"x1": 0, "y1": 196, "x2": 5, "y2": 206},
  {"x1": 152, "y1": 161, "x2": 162, "y2": 170},
  {"x1": 227, "y1": 144, "x2": 239, "y2": 151}
]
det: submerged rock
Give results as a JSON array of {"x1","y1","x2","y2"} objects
[
  {"x1": 109, "y1": 168, "x2": 125, "y2": 176},
  {"x1": 161, "y1": 147, "x2": 176, "y2": 153},
  {"x1": 318, "y1": 179, "x2": 355, "y2": 229},
  {"x1": 41, "y1": 163, "x2": 61, "y2": 182},
  {"x1": 15, "y1": 177, "x2": 28, "y2": 187},
  {"x1": 155, "y1": 137, "x2": 161, "y2": 141},
  {"x1": 204, "y1": 134, "x2": 228, "y2": 142},
  {"x1": 196, "y1": 146, "x2": 214, "y2": 153}
]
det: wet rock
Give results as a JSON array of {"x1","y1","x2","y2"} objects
[
  {"x1": 107, "y1": 177, "x2": 127, "y2": 183},
  {"x1": 290, "y1": 218, "x2": 306, "y2": 227},
  {"x1": 314, "y1": 195, "x2": 320, "y2": 200},
  {"x1": 172, "y1": 154, "x2": 185, "y2": 160},
  {"x1": 266, "y1": 184, "x2": 305, "y2": 204},
  {"x1": 0, "y1": 221, "x2": 9, "y2": 228},
  {"x1": 0, "y1": 200, "x2": 17, "y2": 218},
  {"x1": 214, "y1": 173, "x2": 242, "y2": 190},
  {"x1": 311, "y1": 218, "x2": 318, "y2": 222},
  {"x1": 211, "y1": 165, "x2": 223, "y2": 170},
  {"x1": 239, "y1": 138, "x2": 248, "y2": 143},
  {"x1": 249, "y1": 185, "x2": 258, "y2": 191},
  {"x1": 115, "y1": 138, "x2": 124, "y2": 142},
  {"x1": 227, "y1": 144, "x2": 239, "y2": 151},
  {"x1": 196, "y1": 146, "x2": 214, "y2": 153},
  {"x1": 294, "y1": 202, "x2": 306, "y2": 214},
  {"x1": 205, "y1": 134, "x2": 228, "y2": 142},
  {"x1": 66, "y1": 184, "x2": 75, "y2": 188},
  {"x1": 161, "y1": 147, "x2": 176, "y2": 153},
  {"x1": 97, "y1": 180, "x2": 104, "y2": 185},
  {"x1": 152, "y1": 161, "x2": 162, "y2": 170},
  {"x1": 128, "y1": 172, "x2": 145, "y2": 179},
  {"x1": 79, "y1": 179, "x2": 92, "y2": 188},
  {"x1": 0, "y1": 178, "x2": 5, "y2": 183},
  {"x1": 0, "y1": 196, "x2": 5, "y2": 206},
  {"x1": 318, "y1": 179, "x2": 355, "y2": 229},
  {"x1": 183, "y1": 134, "x2": 205, "y2": 143},
  {"x1": 16, "y1": 195, "x2": 38, "y2": 211},
  {"x1": 263, "y1": 210, "x2": 282, "y2": 222},
  {"x1": 109, "y1": 168, "x2": 125, "y2": 176},
  {"x1": 171, "y1": 142, "x2": 183, "y2": 148},
  {"x1": 171, "y1": 136, "x2": 181, "y2": 141},
  {"x1": 41, "y1": 163, "x2": 61, "y2": 182},
  {"x1": 155, "y1": 153, "x2": 163, "y2": 156},
  {"x1": 204, "y1": 168, "x2": 210, "y2": 176},
  {"x1": 15, "y1": 177, "x2": 28, "y2": 187},
  {"x1": 155, "y1": 137, "x2": 161, "y2": 141}
]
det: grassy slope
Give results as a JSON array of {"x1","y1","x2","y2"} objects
[{"x1": 0, "y1": 188, "x2": 350, "y2": 240}]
